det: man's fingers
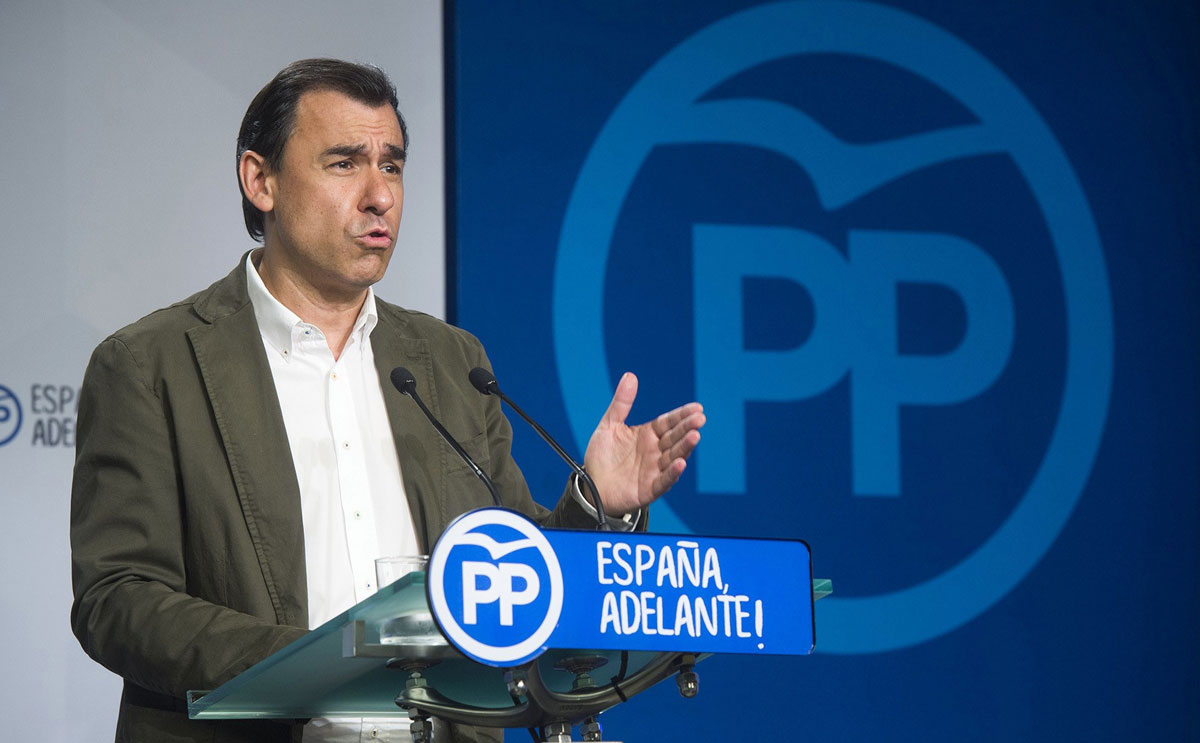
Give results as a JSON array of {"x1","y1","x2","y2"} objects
[
  {"x1": 601, "y1": 372, "x2": 638, "y2": 425},
  {"x1": 656, "y1": 410, "x2": 706, "y2": 452},
  {"x1": 651, "y1": 402, "x2": 704, "y2": 437},
  {"x1": 651, "y1": 458, "x2": 688, "y2": 498},
  {"x1": 658, "y1": 429, "x2": 700, "y2": 469}
]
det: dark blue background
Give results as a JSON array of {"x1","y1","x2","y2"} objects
[{"x1": 448, "y1": 1, "x2": 1198, "y2": 739}]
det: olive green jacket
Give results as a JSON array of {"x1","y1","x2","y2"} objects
[{"x1": 70, "y1": 258, "x2": 593, "y2": 741}]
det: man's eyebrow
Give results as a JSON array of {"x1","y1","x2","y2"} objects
[
  {"x1": 322, "y1": 144, "x2": 366, "y2": 158},
  {"x1": 320, "y1": 143, "x2": 406, "y2": 161}
]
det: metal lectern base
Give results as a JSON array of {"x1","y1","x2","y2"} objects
[{"x1": 391, "y1": 650, "x2": 700, "y2": 743}]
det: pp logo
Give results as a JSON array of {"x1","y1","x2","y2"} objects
[
  {"x1": 553, "y1": 2, "x2": 1111, "y2": 653},
  {"x1": 0, "y1": 385, "x2": 22, "y2": 447},
  {"x1": 427, "y1": 508, "x2": 563, "y2": 666}
]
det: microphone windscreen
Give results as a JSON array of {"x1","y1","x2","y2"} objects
[
  {"x1": 390, "y1": 366, "x2": 417, "y2": 395},
  {"x1": 468, "y1": 367, "x2": 498, "y2": 395}
]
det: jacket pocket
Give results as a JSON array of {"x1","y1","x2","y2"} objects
[{"x1": 446, "y1": 429, "x2": 491, "y2": 475}]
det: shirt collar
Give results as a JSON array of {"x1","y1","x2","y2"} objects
[{"x1": 244, "y1": 250, "x2": 379, "y2": 357}]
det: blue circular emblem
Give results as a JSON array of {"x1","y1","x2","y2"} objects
[
  {"x1": 0, "y1": 384, "x2": 23, "y2": 447},
  {"x1": 427, "y1": 508, "x2": 564, "y2": 666},
  {"x1": 552, "y1": 1, "x2": 1111, "y2": 653}
]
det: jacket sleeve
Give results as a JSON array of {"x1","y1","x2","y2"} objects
[
  {"x1": 469, "y1": 342, "x2": 644, "y2": 532},
  {"x1": 70, "y1": 337, "x2": 305, "y2": 699}
]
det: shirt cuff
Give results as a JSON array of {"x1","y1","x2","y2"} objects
[{"x1": 569, "y1": 472, "x2": 641, "y2": 531}]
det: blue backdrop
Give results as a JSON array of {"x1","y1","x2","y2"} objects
[{"x1": 448, "y1": 1, "x2": 1198, "y2": 739}]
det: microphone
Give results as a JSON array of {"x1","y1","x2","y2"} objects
[
  {"x1": 390, "y1": 366, "x2": 502, "y2": 508},
  {"x1": 468, "y1": 367, "x2": 608, "y2": 530}
]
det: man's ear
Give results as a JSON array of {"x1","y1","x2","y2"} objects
[{"x1": 239, "y1": 150, "x2": 274, "y2": 213}]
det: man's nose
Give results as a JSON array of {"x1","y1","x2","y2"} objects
[{"x1": 359, "y1": 167, "x2": 396, "y2": 214}]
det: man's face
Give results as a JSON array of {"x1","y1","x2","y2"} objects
[{"x1": 262, "y1": 89, "x2": 406, "y2": 297}]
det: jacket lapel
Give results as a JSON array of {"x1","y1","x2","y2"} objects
[
  {"x1": 186, "y1": 261, "x2": 308, "y2": 628},
  {"x1": 370, "y1": 308, "x2": 448, "y2": 553}
]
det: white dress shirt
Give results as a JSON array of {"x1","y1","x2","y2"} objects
[{"x1": 246, "y1": 253, "x2": 417, "y2": 742}]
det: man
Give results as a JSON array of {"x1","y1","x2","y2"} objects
[{"x1": 70, "y1": 59, "x2": 704, "y2": 743}]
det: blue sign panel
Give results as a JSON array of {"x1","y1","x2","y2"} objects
[
  {"x1": 451, "y1": 0, "x2": 1199, "y2": 739},
  {"x1": 551, "y1": 529, "x2": 813, "y2": 656},
  {"x1": 428, "y1": 508, "x2": 814, "y2": 666}
]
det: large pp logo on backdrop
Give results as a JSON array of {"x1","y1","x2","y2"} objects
[
  {"x1": 553, "y1": 1, "x2": 1111, "y2": 652},
  {"x1": 428, "y1": 509, "x2": 564, "y2": 666}
]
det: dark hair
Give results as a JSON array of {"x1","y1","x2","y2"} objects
[{"x1": 236, "y1": 58, "x2": 409, "y2": 241}]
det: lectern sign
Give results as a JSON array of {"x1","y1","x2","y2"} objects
[
  {"x1": 427, "y1": 508, "x2": 565, "y2": 666},
  {"x1": 428, "y1": 508, "x2": 815, "y2": 667}
]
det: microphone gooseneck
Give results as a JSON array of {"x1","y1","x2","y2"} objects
[
  {"x1": 469, "y1": 367, "x2": 608, "y2": 530},
  {"x1": 391, "y1": 366, "x2": 502, "y2": 508}
]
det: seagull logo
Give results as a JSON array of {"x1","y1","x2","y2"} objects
[{"x1": 455, "y1": 531, "x2": 538, "y2": 560}]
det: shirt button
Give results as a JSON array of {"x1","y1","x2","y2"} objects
[
  {"x1": 331, "y1": 371, "x2": 339, "y2": 380},
  {"x1": 369, "y1": 728, "x2": 379, "y2": 738},
  {"x1": 354, "y1": 510, "x2": 363, "y2": 520},
  {"x1": 342, "y1": 441, "x2": 351, "y2": 450}
]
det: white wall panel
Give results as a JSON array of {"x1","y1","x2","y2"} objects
[{"x1": 0, "y1": 2, "x2": 445, "y2": 738}]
